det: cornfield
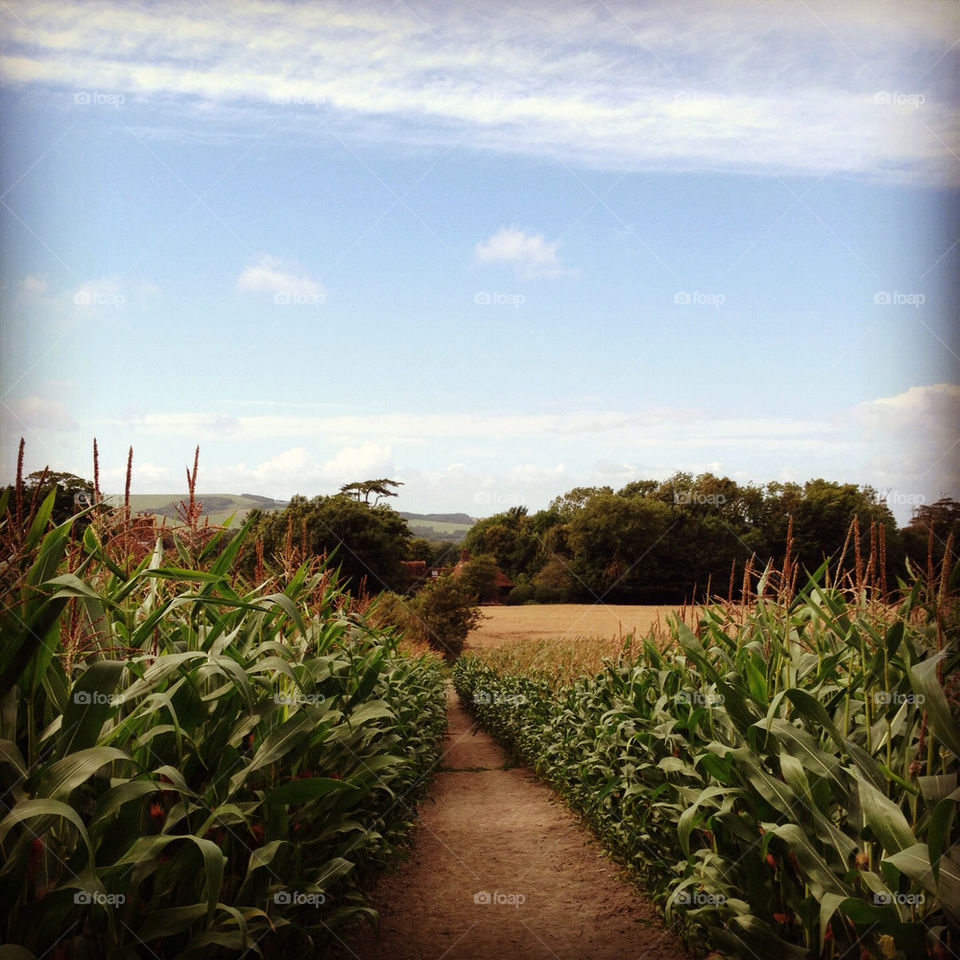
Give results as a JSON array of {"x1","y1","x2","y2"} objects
[
  {"x1": 454, "y1": 546, "x2": 960, "y2": 959},
  {"x1": 0, "y1": 452, "x2": 447, "y2": 959}
]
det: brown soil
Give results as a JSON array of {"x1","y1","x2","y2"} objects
[{"x1": 341, "y1": 683, "x2": 689, "y2": 960}]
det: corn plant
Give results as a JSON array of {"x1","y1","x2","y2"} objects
[
  {"x1": 1, "y1": 470, "x2": 446, "y2": 959},
  {"x1": 455, "y1": 557, "x2": 959, "y2": 959}
]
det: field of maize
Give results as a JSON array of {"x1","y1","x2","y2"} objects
[
  {"x1": 455, "y1": 548, "x2": 960, "y2": 959},
  {"x1": 0, "y1": 469, "x2": 447, "y2": 959}
]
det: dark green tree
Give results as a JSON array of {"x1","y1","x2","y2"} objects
[
  {"x1": 408, "y1": 575, "x2": 482, "y2": 660},
  {"x1": 23, "y1": 471, "x2": 95, "y2": 526},
  {"x1": 339, "y1": 478, "x2": 403, "y2": 505},
  {"x1": 456, "y1": 552, "x2": 501, "y2": 603},
  {"x1": 250, "y1": 493, "x2": 411, "y2": 593}
]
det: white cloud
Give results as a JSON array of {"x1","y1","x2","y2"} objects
[
  {"x1": 72, "y1": 276, "x2": 127, "y2": 311},
  {"x1": 322, "y1": 443, "x2": 392, "y2": 478},
  {"x1": 1, "y1": 0, "x2": 956, "y2": 183},
  {"x1": 851, "y1": 383, "x2": 959, "y2": 508},
  {"x1": 475, "y1": 227, "x2": 569, "y2": 278},
  {"x1": 20, "y1": 275, "x2": 47, "y2": 299},
  {"x1": 237, "y1": 254, "x2": 324, "y2": 301},
  {"x1": 88, "y1": 382, "x2": 958, "y2": 523}
]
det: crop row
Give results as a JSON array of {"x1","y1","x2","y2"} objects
[
  {"x1": 1, "y1": 489, "x2": 447, "y2": 959},
  {"x1": 454, "y1": 567, "x2": 959, "y2": 959}
]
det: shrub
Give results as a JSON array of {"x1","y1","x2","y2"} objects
[
  {"x1": 408, "y1": 575, "x2": 482, "y2": 660},
  {"x1": 505, "y1": 582, "x2": 536, "y2": 605}
]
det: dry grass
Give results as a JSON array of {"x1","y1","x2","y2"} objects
[
  {"x1": 464, "y1": 603, "x2": 697, "y2": 681},
  {"x1": 466, "y1": 603, "x2": 692, "y2": 650}
]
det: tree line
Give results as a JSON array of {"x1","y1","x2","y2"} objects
[
  {"x1": 13, "y1": 469, "x2": 959, "y2": 605},
  {"x1": 462, "y1": 474, "x2": 958, "y2": 604}
]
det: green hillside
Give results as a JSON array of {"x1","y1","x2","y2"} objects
[
  {"x1": 109, "y1": 496, "x2": 476, "y2": 538},
  {"x1": 109, "y1": 493, "x2": 289, "y2": 528}
]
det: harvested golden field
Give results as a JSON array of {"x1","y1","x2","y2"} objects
[
  {"x1": 464, "y1": 603, "x2": 698, "y2": 681},
  {"x1": 466, "y1": 602, "x2": 691, "y2": 650}
]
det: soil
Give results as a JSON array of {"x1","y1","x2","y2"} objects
[{"x1": 340, "y1": 683, "x2": 689, "y2": 960}]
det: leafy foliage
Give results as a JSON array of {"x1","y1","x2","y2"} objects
[
  {"x1": 246, "y1": 493, "x2": 412, "y2": 594},
  {"x1": 454, "y1": 564, "x2": 960, "y2": 959},
  {"x1": 0, "y1": 479, "x2": 446, "y2": 959},
  {"x1": 465, "y1": 474, "x2": 916, "y2": 603},
  {"x1": 406, "y1": 575, "x2": 482, "y2": 661}
]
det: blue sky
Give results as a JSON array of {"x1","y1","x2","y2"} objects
[{"x1": 1, "y1": 0, "x2": 957, "y2": 524}]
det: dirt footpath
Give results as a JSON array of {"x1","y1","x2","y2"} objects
[{"x1": 342, "y1": 683, "x2": 688, "y2": 960}]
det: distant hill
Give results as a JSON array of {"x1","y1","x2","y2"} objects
[
  {"x1": 111, "y1": 496, "x2": 475, "y2": 539},
  {"x1": 399, "y1": 512, "x2": 476, "y2": 542},
  {"x1": 112, "y1": 494, "x2": 289, "y2": 528},
  {"x1": 399, "y1": 512, "x2": 474, "y2": 525}
]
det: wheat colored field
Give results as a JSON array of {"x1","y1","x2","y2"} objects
[{"x1": 466, "y1": 603, "x2": 690, "y2": 650}]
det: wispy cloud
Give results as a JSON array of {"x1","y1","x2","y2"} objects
[
  {"x1": 2, "y1": 0, "x2": 956, "y2": 183},
  {"x1": 90, "y1": 383, "x2": 957, "y2": 521},
  {"x1": 475, "y1": 227, "x2": 570, "y2": 278},
  {"x1": 236, "y1": 254, "x2": 325, "y2": 303}
]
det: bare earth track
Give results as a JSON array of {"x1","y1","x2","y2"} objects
[{"x1": 343, "y1": 681, "x2": 689, "y2": 960}]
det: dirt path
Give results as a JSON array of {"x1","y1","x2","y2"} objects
[{"x1": 342, "y1": 683, "x2": 688, "y2": 960}]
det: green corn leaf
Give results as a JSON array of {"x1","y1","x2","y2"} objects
[
  {"x1": 111, "y1": 834, "x2": 225, "y2": 921},
  {"x1": 35, "y1": 745, "x2": 129, "y2": 799},
  {"x1": 858, "y1": 776, "x2": 917, "y2": 856},
  {"x1": 927, "y1": 796, "x2": 957, "y2": 885},
  {"x1": 267, "y1": 776, "x2": 357, "y2": 806},
  {"x1": 0, "y1": 798, "x2": 94, "y2": 861},
  {"x1": 910, "y1": 653, "x2": 960, "y2": 758},
  {"x1": 59, "y1": 661, "x2": 126, "y2": 753}
]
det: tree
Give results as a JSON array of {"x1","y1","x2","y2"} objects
[
  {"x1": 23, "y1": 471, "x2": 95, "y2": 526},
  {"x1": 902, "y1": 497, "x2": 960, "y2": 571},
  {"x1": 565, "y1": 493, "x2": 673, "y2": 602},
  {"x1": 339, "y1": 478, "x2": 403, "y2": 505},
  {"x1": 407, "y1": 537, "x2": 435, "y2": 564},
  {"x1": 408, "y1": 575, "x2": 482, "y2": 660},
  {"x1": 532, "y1": 556, "x2": 576, "y2": 603},
  {"x1": 456, "y1": 553, "x2": 501, "y2": 603},
  {"x1": 792, "y1": 480, "x2": 898, "y2": 570},
  {"x1": 250, "y1": 493, "x2": 411, "y2": 593}
]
